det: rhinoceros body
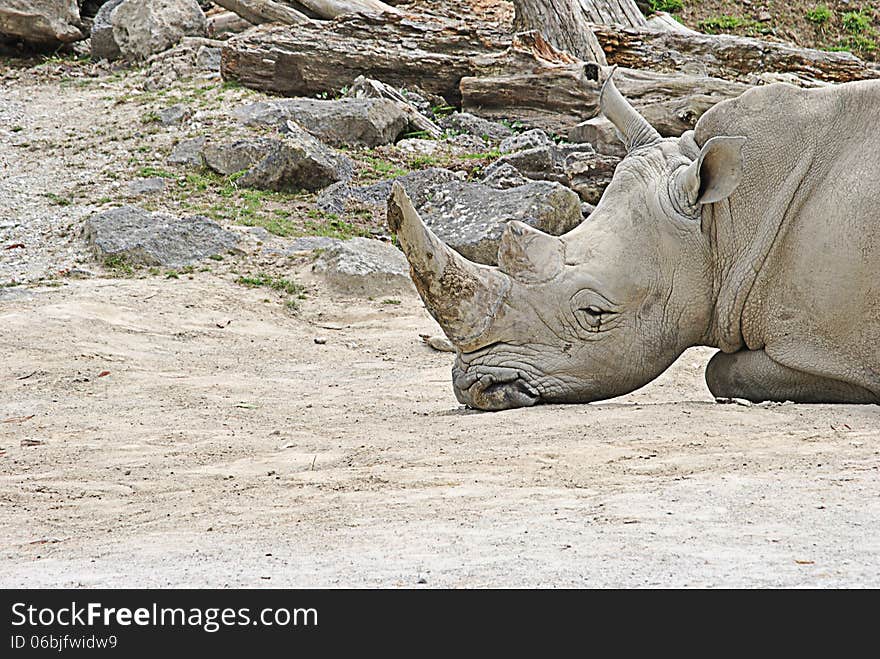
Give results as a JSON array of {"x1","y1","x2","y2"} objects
[{"x1": 389, "y1": 76, "x2": 880, "y2": 410}]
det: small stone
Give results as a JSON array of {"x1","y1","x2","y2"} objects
[
  {"x1": 127, "y1": 177, "x2": 166, "y2": 196},
  {"x1": 481, "y1": 162, "x2": 531, "y2": 190},
  {"x1": 196, "y1": 45, "x2": 221, "y2": 71},
  {"x1": 500, "y1": 129, "x2": 552, "y2": 153},
  {"x1": 158, "y1": 104, "x2": 190, "y2": 125},
  {"x1": 757, "y1": 11, "x2": 772, "y2": 21},
  {"x1": 168, "y1": 136, "x2": 206, "y2": 167},
  {"x1": 314, "y1": 337, "x2": 327, "y2": 345},
  {"x1": 439, "y1": 112, "x2": 513, "y2": 143}
]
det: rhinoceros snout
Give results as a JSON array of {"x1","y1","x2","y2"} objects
[{"x1": 452, "y1": 365, "x2": 539, "y2": 411}]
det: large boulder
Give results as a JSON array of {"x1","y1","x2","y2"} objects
[
  {"x1": 0, "y1": 1, "x2": 83, "y2": 46},
  {"x1": 84, "y1": 206, "x2": 240, "y2": 268},
  {"x1": 312, "y1": 238, "x2": 413, "y2": 296},
  {"x1": 90, "y1": 0, "x2": 124, "y2": 60},
  {"x1": 100, "y1": 0, "x2": 206, "y2": 61},
  {"x1": 417, "y1": 181, "x2": 583, "y2": 265},
  {"x1": 236, "y1": 98, "x2": 409, "y2": 148},
  {"x1": 202, "y1": 124, "x2": 354, "y2": 192}
]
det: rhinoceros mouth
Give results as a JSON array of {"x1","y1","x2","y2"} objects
[{"x1": 452, "y1": 365, "x2": 540, "y2": 411}]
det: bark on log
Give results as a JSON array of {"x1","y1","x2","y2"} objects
[
  {"x1": 289, "y1": 0, "x2": 399, "y2": 18},
  {"x1": 580, "y1": 0, "x2": 646, "y2": 28},
  {"x1": 207, "y1": 11, "x2": 254, "y2": 36},
  {"x1": 212, "y1": 0, "x2": 309, "y2": 25},
  {"x1": 220, "y1": 14, "x2": 748, "y2": 137},
  {"x1": 592, "y1": 23, "x2": 880, "y2": 84},
  {"x1": 511, "y1": 0, "x2": 607, "y2": 64},
  {"x1": 461, "y1": 34, "x2": 748, "y2": 136},
  {"x1": 221, "y1": 13, "x2": 511, "y2": 104}
]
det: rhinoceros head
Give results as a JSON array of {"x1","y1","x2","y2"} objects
[{"x1": 389, "y1": 72, "x2": 747, "y2": 410}]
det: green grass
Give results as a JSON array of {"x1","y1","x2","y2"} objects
[
  {"x1": 42, "y1": 192, "x2": 72, "y2": 206},
  {"x1": 806, "y1": 4, "x2": 832, "y2": 24},
  {"x1": 698, "y1": 15, "x2": 769, "y2": 35},
  {"x1": 842, "y1": 10, "x2": 872, "y2": 34},
  {"x1": 103, "y1": 255, "x2": 135, "y2": 277},
  {"x1": 647, "y1": 0, "x2": 683, "y2": 13},
  {"x1": 303, "y1": 210, "x2": 370, "y2": 240},
  {"x1": 361, "y1": 155, "x2": 408, "y2": 180},
  {"x1": 138, "y1": 166, "x2": 176, "y2": 179},
  {"x1": 236, "y1": 273, "x2": 306, "y2": 311}
]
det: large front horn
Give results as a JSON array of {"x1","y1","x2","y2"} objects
[
  {"x1": 600, "y1": 68, "x2": 661, "y2": 152},
  {"x1": 388, "y1": 182, "x2": 510, "y2": 348}
]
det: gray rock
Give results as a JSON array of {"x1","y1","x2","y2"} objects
[
  {"x1": 568, "y1": 116, "x2": 626, "y2": 158},
  {"x1": 111, "y1": 0, "x2": 206, "y2": 61},
  {"x1": 236, "y1": 98, "x2": 408, "y2": 147},
  {"x1": 564, "y1": 152, "x2": 620, "y2": 205},
  {"x1": 159, "y1": 104, "x2": 190, "y2": 125},
  {"x1": 168, "y1": 136, "x2": 206, "y2": 166},
  {"x1": 500, "y1": 129, "x2": 552, "y2": 153},
  {"x1": 418, "y1": 181, "x2": 582, "y2": 265},
  {"x1": 481, "y1": 162, "x2": 530, "y2": 190},
  {"x1": 262, "y1": 236, "x2": 343, "y2": 257},
  {"x1": 487, "y1": 141, "x2": 597, "y2": 186},
  {"x1": 91, "y1": 0, "x2": 124, "y2": 59},
  {"x1": 439, "y1": 112, "x2": 513, "y2": 143},
  {"x1": 0, "y1": 0, "x2": 83, "y2": 46},
  {"x1": 202, "y1": 139, "x2": 270, "y2": 176},
  {"x1": 127, "y1": 177, "x2": 166, "y2": 196},
  {"x1": 196, "y1": 44, "x2": 221, "y2": 71},
  {"x1": 316, "y1": 167, "x2": 460, "y2": 216},
  {"x1": 312, "y1": 237, "x2": 413, "y2": 296},
  {"x1": 203, "y1": 126, "x2": 354, "y2": 191},
  {"x1": 84, "y1": 205, "x2": 240, "y2": 267}
]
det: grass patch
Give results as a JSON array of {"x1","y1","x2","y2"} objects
[
  {"x1": 806, "y1": 5, "x2": 832, "y2": 24},
  {"x1": 303, "y1": 210, "x2": 370, "y2": 240},
  {"x1": 842, "y1": 10, "x2": 872, "y2": 34},
  {"x1": 648, "y1": 0, "x2": 683, "y2": 13},
  {"x1": 698, "y1": 15, "x2": 769, "y2": 35},
  {"x1": 42, "y1": 192, "x2": 72, "y2": 206},
  {"x1": 138, "y1": 166, "x2": 176, "y2": 179},
  {"x1": 236, "y1": 273, "x2": 306, "y2": 312},
  {"x1": 103, "y1": 255, "x2": 135, "y2": 277},
  {"x1": 361, "y1": 155, "x2": 408, "y2": 180}
]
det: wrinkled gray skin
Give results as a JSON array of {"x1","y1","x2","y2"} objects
[{"x1": 388, "y1": 73, "x2": 880, "y2": 410}]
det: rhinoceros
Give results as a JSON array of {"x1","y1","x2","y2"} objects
[{"x1": 388, "y1": 73, "x2": 880, "y2": 411}]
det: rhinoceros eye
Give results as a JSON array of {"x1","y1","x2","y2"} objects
[
  {"x1": 571, "y1": 289, "x2": 617, "y2": 332},
  {"x1": 577, "y1": 305, "x2": 604, "y2": 329}
]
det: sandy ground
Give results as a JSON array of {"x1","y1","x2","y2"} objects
[
  {"x1": 1, "y1": 275, "x2": 878, "y2": 588},
  {"x1": 1, "y1": 39, "x2": 878, "y2": 589}
]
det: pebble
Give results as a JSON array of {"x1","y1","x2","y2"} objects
[{"x1": 314, "y1": 337, "x2": 327, "y2": 345}]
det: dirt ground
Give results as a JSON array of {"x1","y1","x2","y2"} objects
[{"x1": 1, "y1": 33, "x2": 878, "y2": 589}]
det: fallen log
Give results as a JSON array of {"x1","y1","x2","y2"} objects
[
  {"x1": 207, "y1": 11, "x2": 254, "y2": 36},
  {"x1": 221, "y1": 13, "x2": 511, "y2": 104},
  {"x1": 461, "y1": 34, "x2": 748, "y2": 136},
  {"x1": 212, "y1": 0, "x2": 309, "y2": 25},
  {"x1": 289, "y1": 0, "x2": 399, "y2": 17},
  {"x1": 221, "y1": 15, "x2": 748, "y2": 137},
  {"x1": 591, "y1": 23, "x2": 880, "y2": 84}
]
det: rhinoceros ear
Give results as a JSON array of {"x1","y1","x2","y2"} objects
[
  {"x1": 497, "y1": 221, "x2": 564, "y2": 283},
  {"x1": 678, "y1": 136, "x2": 747, "y2": 205}
]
